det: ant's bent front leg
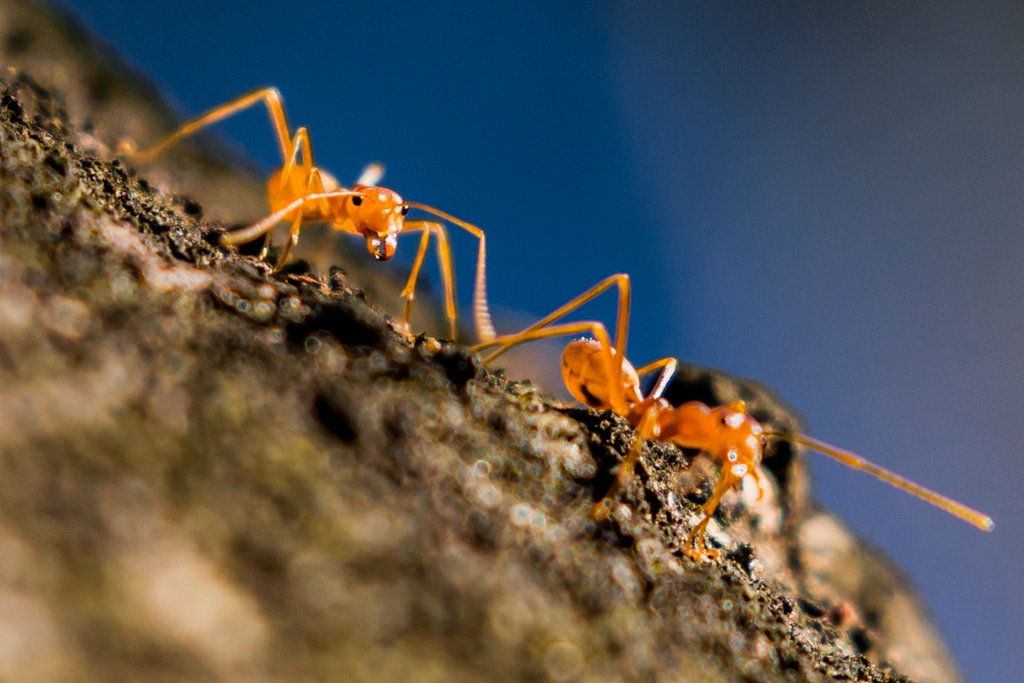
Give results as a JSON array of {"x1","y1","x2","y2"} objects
[{"x1": 399, "y1": 221, "x2": 456, "y2": 339}]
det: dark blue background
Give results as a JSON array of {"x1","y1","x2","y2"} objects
[{"x1": 59, "y1": 2, "x2": 1022, "y2": 680}]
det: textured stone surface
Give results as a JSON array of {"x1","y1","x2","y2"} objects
[{"x1": 0, "y1": 2, "x2": 963, "y2": 681}]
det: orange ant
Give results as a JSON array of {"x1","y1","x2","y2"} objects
[
  {"x1": 123, "y1": 87, "x2": 494, "y2": 341},
  {"x1": 472, "y1": 274, "x2": 994, "y2": 560}
]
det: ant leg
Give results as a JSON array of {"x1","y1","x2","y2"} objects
[
  {"x1": 684, "y1": 470, "x2": 740, "y2": 561},
  {"x1": 220, "y1": 189, "x2": 358, "y2": 248},
  {"x1": 127, "y1": 87, "x2": 293, "y2": 163},
  {"x1": 634, "y1": 357, "x2": 679, "y2": 401},
  {"x1": 275, "y1": 127, "x2": 321, "y2": 201},
  {"x1": 273, "y1": 127, "x2": 332, "y2": 212},
  {"x1": 593, "y1": 404, "x2": 660, "y2": 521},
  {"x1": 472, "y1": 321, "x2": 615, "y2": 367},
  {"x1": 259, "y1": 229, "x2": 275, "y2": 261},
  {"x1": 222, "y1": 197, "x2": 305, "y2": 248},
  {"x1": 405, "y1": 203, "x2": 494, "y2": 343},
  {"x1": 518, "y1": 274, "x2": 631, "y2": 364},
  {"x1": 271, "y1": 205, "x2": 305, "y2": 271},
  {"x1": 474, "y1": 273, "x2": 632, "y2": 412},
  {"x1": 749, "y1": 465, "x2": 767, "y2": 502},
  {"x1": 686, "y1": 516, "x2": 715, "y2": 560},
  {"x1": 272, "y1": 166, "x2": 332, "y2": 271},
  {"x1": 258, "y1": 128, "x2": 315, "y2": 260},
  {"x1": 398, "y1": 221, "x2": 456, "y2": 339}
]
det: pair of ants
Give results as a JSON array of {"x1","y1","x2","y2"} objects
[{"x1": 125, "y1": 88, "x2": 993, "y2": 561}]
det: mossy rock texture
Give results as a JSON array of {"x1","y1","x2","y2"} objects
[{"x1": 0, "y1": 2, "x2": 963, "y2": 681}]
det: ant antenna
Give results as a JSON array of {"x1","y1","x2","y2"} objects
[
  {"x1": 766, "y1": 431, "x2": 994, "y2": 531},
  {"x1": 405, "y1": 202, "x2": 495, "y2": 342}
]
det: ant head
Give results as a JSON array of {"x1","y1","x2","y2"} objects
[
  {"x1": 707, "y1": 402, "x2": 767, "y2": 475},
  {"x1": 562, "y1": 339, "x2": 643, "y2": 410},
  {"x1": 348, "y1": 185, "x2": 409, "y2": 261}
]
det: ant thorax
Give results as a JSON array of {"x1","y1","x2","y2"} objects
[{"x1": 711, "y1": 407, "x2": 765, "y2": 473}]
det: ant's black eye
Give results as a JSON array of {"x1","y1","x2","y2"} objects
[
  {"x1": 401, "y1": 204, "x2": 410, "y2": 216},
  {"x1": 351, "y1": 195, "x2": 363, "y2": 206}
]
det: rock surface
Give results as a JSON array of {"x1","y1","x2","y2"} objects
[{"x1": 0, "y1": 2, "x2": 963, "y2": 681}]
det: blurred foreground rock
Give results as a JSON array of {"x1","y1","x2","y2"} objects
[{"x1": 0, "y1": 2, "x2": 963, "y2": 681}]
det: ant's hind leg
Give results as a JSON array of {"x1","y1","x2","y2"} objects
[{"x1": 126, "y1": 87, "x2": 293, "y2": 163}]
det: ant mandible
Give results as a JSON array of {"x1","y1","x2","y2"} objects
[
  {"x1": 123, "y1": 87, "x2": 495, "y2": 342},
  {"x1": 472, "y1": 274, "x2": 994, "y2": 560}
]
